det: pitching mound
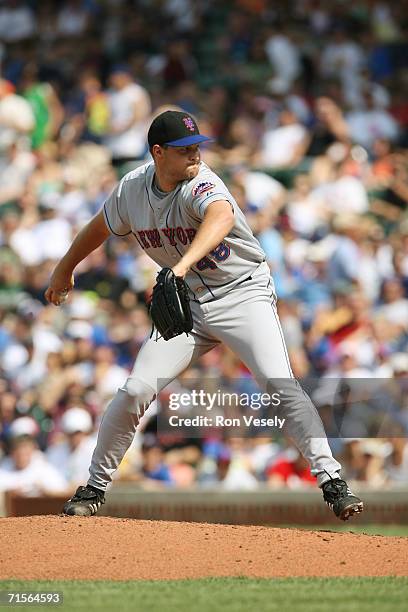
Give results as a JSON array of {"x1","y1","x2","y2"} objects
[{"x1": 1, "y1": 516, "x2": 407, "y2": 580}]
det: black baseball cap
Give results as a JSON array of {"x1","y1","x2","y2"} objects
[{"x1": 148, "y1": 110, "x2": 212, "y2": 147}]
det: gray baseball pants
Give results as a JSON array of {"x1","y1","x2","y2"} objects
[{"x1": 87, "y1": 262, "x2": 341, "y2": 490}]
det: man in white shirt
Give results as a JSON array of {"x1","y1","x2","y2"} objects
[
  {"x1": 346, "y1": 92, "x2": 399, "y2": 152},
  {"x1": 258, "y1": 109, "x2": 308, "y2": 168},
  {"x1": 0, "y1": 0, "x2": 36, "y2": 43},
  {"x1": 231, "y1": 166, "x2": 286, "y2": 212},
  {"x1": 320, "y1": 28, "x2": 365, "y2": 100},
  {"x1": 376, "y1": 278, "x2": 408, "y2": 330},
  {"x1": 104, "y1": 65, "x2": 151, "y2": 165},
  {"x1": 47, "y1": 407, "x2": 96, "y2": 489},
  {"x1": 264, "y1": 27, "x2": 301, "y2": 93},
  {"x1": 9, "y1": 195, "x2": 72, "y2": 266},
  {"x1": 0, "y1": 433, "x2": 68, "y2": 497},
  {"x1": 0, "y1": 78, "x2": 34, "y2": 151}
]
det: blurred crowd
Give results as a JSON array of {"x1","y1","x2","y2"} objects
[{"x1": 0, "y1": 0, "x2": 407, "y2": 498}]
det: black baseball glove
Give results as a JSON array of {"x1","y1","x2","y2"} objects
[{"x1": 149, "y1": 268, "x2": 193, "y2": 341}]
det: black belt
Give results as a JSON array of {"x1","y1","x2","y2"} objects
[
  {"x1": 192, "y1": 260, "x2": 265, "y2": 303},
  {"x1": 235, "y1": 273, "x2": 252, "y2": 286}
]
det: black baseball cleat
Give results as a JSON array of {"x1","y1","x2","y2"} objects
[
  {"x1": 321, "y1": 477, "x2": 364, "y2": 521},
  {"x1": 62, "y1": 485, "x2": 105, "y2": 516}
]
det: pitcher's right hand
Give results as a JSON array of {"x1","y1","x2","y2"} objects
[{"x1": 44, "y1": 266, "x2": 75, "y2": 306}]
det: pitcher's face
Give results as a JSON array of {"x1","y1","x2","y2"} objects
[{"x1": 153, "y1": 144, "x2": 201, "y2": 183}]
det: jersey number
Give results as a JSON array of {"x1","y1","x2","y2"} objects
[{"x1": 196, "y1": 242, "x2": 231, "y2": 271}]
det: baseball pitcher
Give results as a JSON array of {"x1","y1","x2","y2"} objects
[{"x1": 45, "y1": 111, "x2": 363, "y2": 521}]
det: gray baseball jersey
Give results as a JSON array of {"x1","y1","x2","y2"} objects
[{"x1": 102, "y1": 161, "x2": 266, "y2": 302}]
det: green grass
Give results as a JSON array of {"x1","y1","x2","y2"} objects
[
  {"x1": 1, "y1": 578, "x2": 408, "y2": 612},
  {"x1": 277, "y1": 524, "x2": 408, "y2": 537}
]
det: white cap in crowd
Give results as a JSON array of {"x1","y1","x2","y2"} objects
[
  {"x1": 9, "y1": 417, "x2": 39, "y2": 439},
  {"x1": 60, "y1": 407, "x2": 93, "y2": 435}
]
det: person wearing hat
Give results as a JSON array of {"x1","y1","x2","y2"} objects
[
  {"x1": 46, "y1": 407, "x2": 96, "y2": 489},
  {"x1": 45, "y1": 110, "x2": 363, "y2": 520},
  {"x1": 0, "y1": 419, "x2": 68, "y2": 497}
]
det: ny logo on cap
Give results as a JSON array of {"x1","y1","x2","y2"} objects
[{"x1": 183, "y1": 117, "x2": 195, "y2": 132}]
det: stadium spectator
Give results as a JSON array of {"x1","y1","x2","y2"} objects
[
  {"x1": 257, "y1": 108, "x2": 309, "y2": 169},
  {"x1": 103, "y1": 65, "x2": 151, "y2": 166},
  {"x1": 346, "y1": 91, "x2": 399, "y2": 152},
  {"x1": 385, "y1": 437, "x2": 408, "y2": 485},
  {"x1": 56, "y1": 0, "x2": 90, "y2": 39},
  {"x1": 230, "y1": 165, "x2": 286, "y2": 213},
  {"x1": 199, "y1": 444, "x2": 259, "y2": 491},
  {"x1": 46, "y1": 406, "x2": 96, "y2": 489},
  {"x1": 0, "y1": 418, "x2": 68, "y2": 496},
  {"x1": 266, "y1": 448, "x2": 316, "y2": 489},
  {"x1": 140, "y1": 437, "x2": 174, "y2": 488},
  {"x1": 264, "y1": 24, "x2": 301, "y2": 94},
  {"x1": 20, "y1": 63, "x2": 64, "y2": 150},
  {"x1": 0, "y1": 0, "x2": 36, "y2": 44},
  {"x1": 320, "y1": 27, "x2": 366, "y2": 104},
  {"x1": 0, "y1": 78, "x2": 34, "y2": 149},
  {"x1": 376, "y1": 278, "x2": 408, "y2": 330}
]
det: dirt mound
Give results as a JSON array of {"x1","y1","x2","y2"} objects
[{"x1": 1, "y1": 516, "x2": 407, "y2": 580}]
